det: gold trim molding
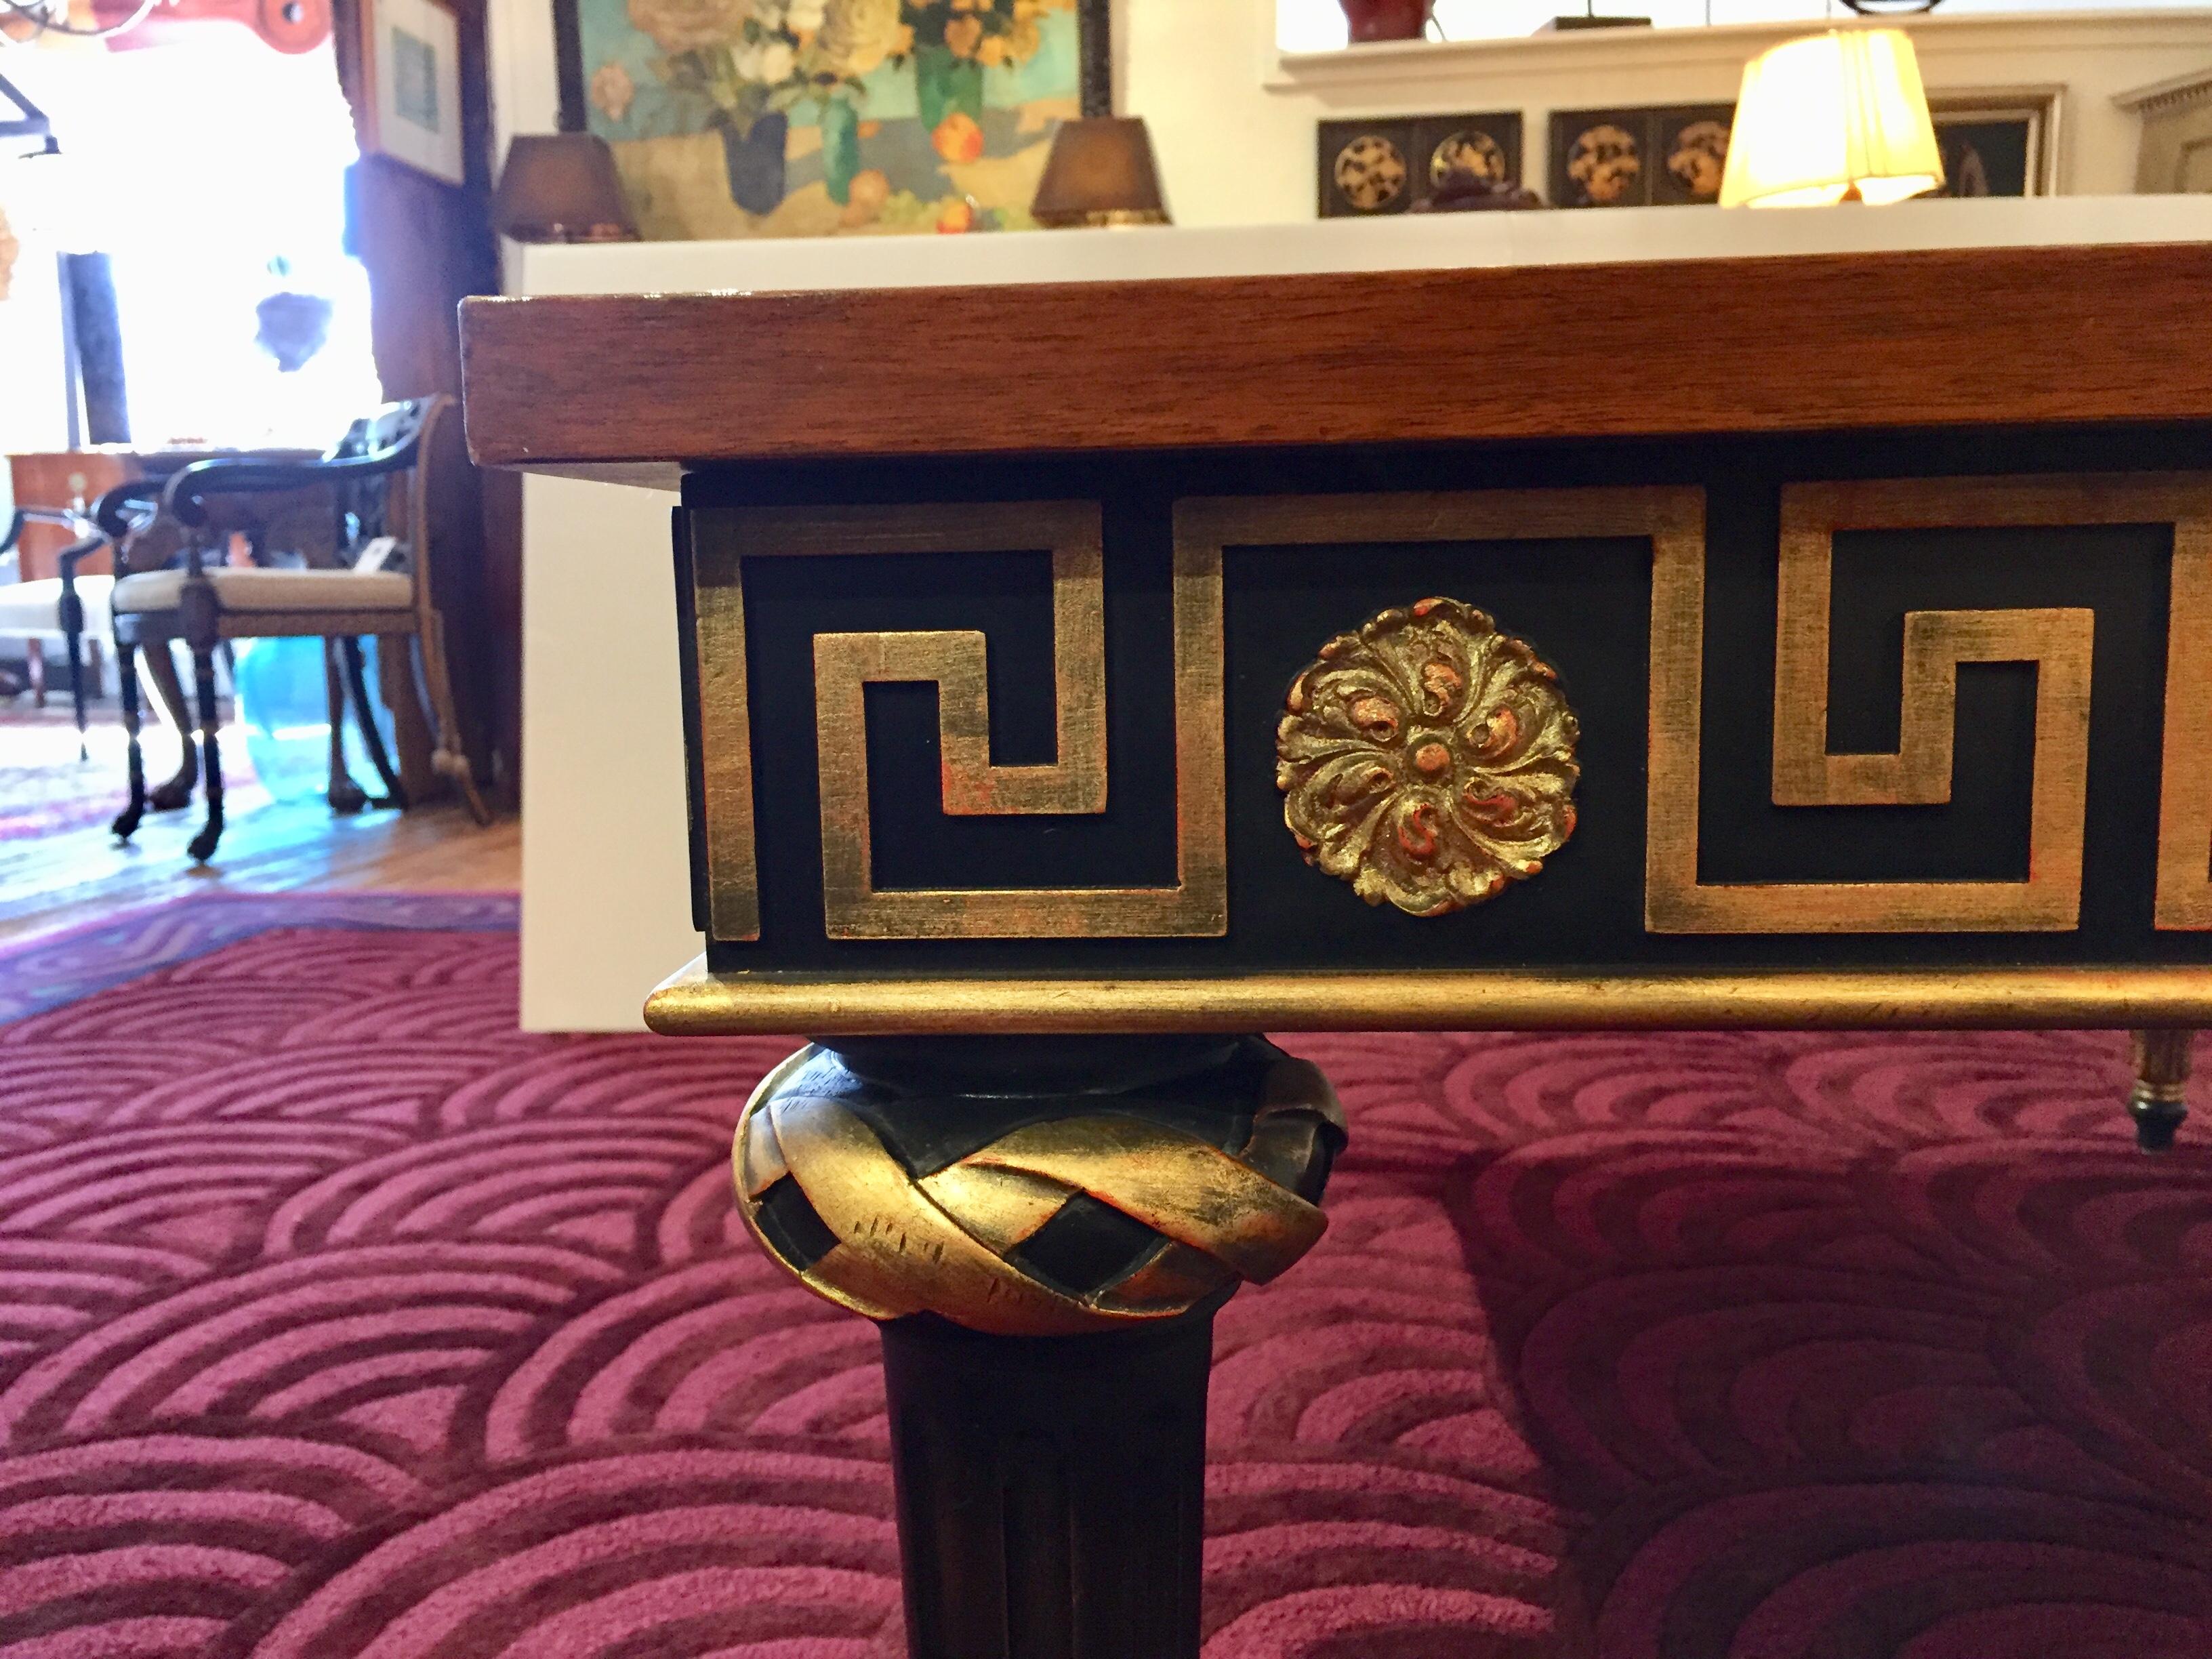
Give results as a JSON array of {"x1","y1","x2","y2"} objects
[{"x1": 649, "y1": 958, "x2": 2212, "y2": 1036}]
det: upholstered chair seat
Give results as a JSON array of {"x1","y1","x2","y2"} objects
[
  {"x1": 110, "y1": 567, "x2": 413, "y2": 616},
  {"x1": 0, "y1": 573, "x2": 113, "y2": 636}
]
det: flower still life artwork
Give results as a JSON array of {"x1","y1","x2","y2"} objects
[{"x1": 564, "y1": 0, "x2": 1082, "y2": 239}]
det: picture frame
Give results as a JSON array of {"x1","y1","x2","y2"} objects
[
  {"x1": 552, "y1": 0, "x2": 1091, "y2": 241},
  {"x1": 1319, "y1": 111, "x2": 1525, "y2": 218},
  {"x1": 1928, "y1": 91, "x2": 2060, "y2": 198},
  {"x1": 2120, "y1": 71, "x2": 2212, "y2": 193},
  {"x1": 357, "y1": 0, "x2": 466, "y2": 187}
]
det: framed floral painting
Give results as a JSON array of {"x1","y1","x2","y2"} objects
[{"x1": 554, "y1": 0, "x2": 1084, "y2": 239}]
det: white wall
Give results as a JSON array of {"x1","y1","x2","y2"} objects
[{"x1": 1279, "y1": 0, "x2": 2212, "y2": 52}]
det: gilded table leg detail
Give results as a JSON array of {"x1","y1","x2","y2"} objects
[
  {"x1": 733, "y1": 1036, "x2": 1344, "y2": 1659},
  {"x1": 2129, "y1": 1029, "x2": 2194, "y2": 1153}
]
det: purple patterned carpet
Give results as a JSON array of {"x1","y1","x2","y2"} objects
[{"x1": 0, "y1": 895, "x2": 2207, "y2": 1656}]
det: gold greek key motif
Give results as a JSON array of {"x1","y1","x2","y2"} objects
[
  {"x1": 733, "y1": 1046, "x2": 1345, "y2": 1336},
  {"x1": 2158, "y1": 493, "x2": 2212, "y2": 929},
  {"x1": 1276, "y1": 597, "x2": 1579, "y2": 916},
  {"x1": 688, "y1": 476, "x2": 2212, "y2": 953},
  {"x1": 689, "y1": 501, "x2": 1226, "y2": 942},
  {"x1": 1650, "y1": 473, "x2": 2212, "y2": 934},
  {"x1": 689, "y1": 516, "x2": 761, "y2": 941}
]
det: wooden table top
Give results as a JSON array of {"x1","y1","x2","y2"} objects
[{"x1": 461, "y1": 241, "x2": 2212, "y2": 485}]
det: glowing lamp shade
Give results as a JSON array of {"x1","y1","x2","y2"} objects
[{"x1": 1719, "y1": 29, "x2": 1944, "y2": 208}]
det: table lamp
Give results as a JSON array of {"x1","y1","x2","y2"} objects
[
  {"x1": 1031, "y1": 0, "x2": 1170, "y2": 229},
  {"x1": 1031, "y1": 117, "x2": 1170, "y2": 228},
  {"x1": 492, "y1": 134, "x2": 638, "y2": 243},
  {"x1": 1719, "y1": 28, "x2": 1944, "y2": 207}
]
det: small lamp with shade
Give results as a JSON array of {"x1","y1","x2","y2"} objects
[
  {"x1": 1719, "y1": 28, "x2": 1944, "y2": 207},
  {"x1": 1030, "y1": 0, "x2": 1170, "y2": 228},
  {"x1": 491, "y1": 134, "x2": 638, "y2": 243}
]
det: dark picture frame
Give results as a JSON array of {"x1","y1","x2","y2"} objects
[{"x1": 1929, "y1": 94, "x2": 2057, "y2": 197}]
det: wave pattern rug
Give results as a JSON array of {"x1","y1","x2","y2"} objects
[{"x1": 1, "y1": 895, "x2": 2208, "y2": 1656}]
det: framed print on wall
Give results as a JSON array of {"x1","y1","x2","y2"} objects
[
  {"x1": 1653, "y1": 106, "x2": 1734, "y2": 206},
  {"x1": 554, "y1": 0, "x2": 1087, "y2": 242},
  {"x1": 1544, "y1": 96, "x2": 2057, "y2": 207},
  {"x1": 1928, "y1": 93, "x2": 2059, "y2": 197},
  {"x1": 359, "y1": 0, "x2": 466, "y2": 186}
]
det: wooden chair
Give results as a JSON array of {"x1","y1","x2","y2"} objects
[
  {"x1": 0, "y1": 503, "x2": 111, "y2": 755},
  {"x1": 104, "y1": 394, "x2": 491, "y2": 861}
]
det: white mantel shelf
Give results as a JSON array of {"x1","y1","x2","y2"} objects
[
  {"x1": 1265, "y1": 9, "x2": 2212, "y2": 89},
  {"x1": 514, "y1": 194, "x2": 2212, "y2": 302}
]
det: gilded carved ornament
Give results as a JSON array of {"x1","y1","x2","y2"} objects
[{"x1": 1276, "y1": 597, "x2": 1580, "y2": 917}]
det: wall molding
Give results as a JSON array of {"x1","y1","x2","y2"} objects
[{"x1": 1267, "y1": 9, "x2": 2212, "y2": 93}]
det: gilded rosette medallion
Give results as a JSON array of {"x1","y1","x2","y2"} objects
[{"x1": 1277, "y1": 597, "x2": 1580, "y2": 916}]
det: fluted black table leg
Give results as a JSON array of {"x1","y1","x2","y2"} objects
[{"x1": 882, "y1": 1311, "x2": 1214, "y2": 1659}]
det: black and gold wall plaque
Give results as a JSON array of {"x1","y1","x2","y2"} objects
[
  {"x1": 1549, "y1": 104, "x2": 1735, "y2": 209},
  {"x1": 1319, "y1": 110, "x2": 1524, "y2": 216}
]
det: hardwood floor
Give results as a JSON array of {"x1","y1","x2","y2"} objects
[{"x1": 0, "y1": 712, "x2": 518, "y2": 947}]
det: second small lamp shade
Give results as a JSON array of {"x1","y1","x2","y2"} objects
[
  {"x1": 1719, "y1": 28, "x2": 1944, "y2": 207},
  {"x1": 493, "y1": 134, "x2": 639, "y2": 243},
  {"x1": 1031, "y1": 117, "x2": 1170, "y2": 228}
]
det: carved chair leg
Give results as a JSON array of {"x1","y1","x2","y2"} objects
[
  {"x1": 341, "y1": 637, "x2": 408, "y2": 811},
  {"x1": 2129, "y1": 1029, "x2": 2193, "y2": 1152},
  {"x1": 24, "y1": 638, "x2": 44, "y2": 708},
  {"x1": 411, "y1": 621, "x2": 493, "y2": 825},
  {"x1": 145, "y1": 643, "x2": 199, "y2": 813},
  {"x1": 323, "y1": 639, "x2": 369, "y2": 815},
  {"x1": 735, "y1": 1036, "x2": 1343, "y2": 1659},
  {"x1": 110, "y1": 636, "x2": 147, "y2": 841},
  {"x1": 184, "y1": 644, "x2": 226, "y2": 864},
  {"x1": 64, "y1": 625, "x2": 88, "y2": 762}
]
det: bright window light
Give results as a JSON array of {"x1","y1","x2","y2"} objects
[{"x1": 4, "y1": 34, "x2": 382, "y2": 451}]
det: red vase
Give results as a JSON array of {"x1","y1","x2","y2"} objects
[{"x1": 1339, "y1": 0, "x2": 1434, "y2": 41}]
